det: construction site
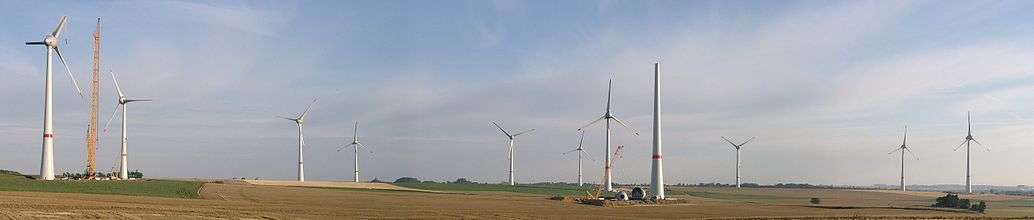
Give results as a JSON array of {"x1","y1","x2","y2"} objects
[{"x1": 4, "y1": 2, "x2": 1034, "y2": 219}]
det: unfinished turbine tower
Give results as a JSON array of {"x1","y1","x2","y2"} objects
[
  {"x1": 492, "y1": 121, "x2": 534, "y2": 186},
  {"x1": 888, "y1": 125, "x2": 917, "y2": 191},
  {"x1": 721, "y1": 136, "x2": 754, "y2": 188},
  {"x1": 562, "y1": 131, "x2": 592, "y2": 186},
  {"x1": 103, "y1": 71, "x2": 152, "y2": 180},
  {"x1": 955, "y1": 111, "x2": 987, "y2": 194},
  {"x1": 579, "y1": 79, "x2": 639, "y2": 192},
  {"x1": 650, "y1": 62, "x2": 664, "y2": 199},
  {"x1": 25, "y1": 16, "x2": 85, "y2": 180},
  {"x1": 280, "y1": 98, "x2": 318, "y2": 182},
  {"x1": 339, "y1": 122, "x2": 372, "y2": 183}
]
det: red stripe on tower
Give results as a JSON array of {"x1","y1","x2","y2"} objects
[
  {"x1": 43, "y1": 133, "x2": 54, "y2": 138},
  {"x1": 652, "y1": 155, "x2": 661, "y2": 159}
]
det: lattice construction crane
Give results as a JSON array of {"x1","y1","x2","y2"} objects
[
  {"x1": 587, "y1": 145, "x2": 625, "y2": 199},
  {"x1": 85, "y1": 18, "x2": 101, "y2": 179}
]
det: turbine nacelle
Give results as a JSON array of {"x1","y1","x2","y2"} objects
[{"x1": 44, "y1": 36, "x2": 59, "y2": 47}]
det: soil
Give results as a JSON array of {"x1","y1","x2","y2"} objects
[{"x1": 0, "y1": 183, "x2": 1025, "y2": 219}]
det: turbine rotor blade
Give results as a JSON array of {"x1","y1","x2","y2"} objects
[
  {"x1": 353, "y1": 121, "x2": 359, "y2": 139},
  {"x1": 740, "y1": 137, "x2": 756, "y2": 146},
  {"x1": 582, "y1": 150, "x2": 596, "y2": 162},
  {"x1": 512, "y1": 129, "x2": 535, "y2": 137},
  {"x1": 563, "y1": 149, "x2": 579, "y2": 155},
  {"x1": 26, "y1": 41, "x2": 44, "y2": 45},
  {"x1": 52, "y1": 16, "x2": 68, "y2": 38},
  {"x1": 606, "y1": 79, "x2": 612, "y2": 113},
  {"x1": 109, "y1": 71, "x2": 124, "y2": 97},
  {"x1": 299, "y1": 98, "x2": 318, "y2": 119},
  {"x1": 577, "y1": 116, "x2": 605, "y2": 131},
  {"x1": 54, "y1": 47, "x2": 84, "y2": 100},
  {"x1": 358, "y1": 142, "x2": 373, "y2": 154},
  {"x1": 905, "y1": 148, "x2": 919, "y2": 161},
  {"x1": 125, "y1": 99, "x2": 153, "y2": 103},
  {"x1": 721, "y1": 136, "x2": 738, "y2": 147},
  {"x1": 888, "y1": 147, "x2": 903, "y2": 155},
  {"x1": 971, "y1": 139, "x2": 989, "y2": 151},
  {"x1": 577, "y1": 130, "x2": 586, "y2": 148},
  {"x1": 967, "y1": 111, "x2": 972, "y2": 135},
  {"x1": 103, "y1": 104, "x2": 122, "y2": 132},
  {"x1": 491, "y1": 121, "x2": 512, "y2": 137},
  {"x1": 610, "y1": 116, "x2": 640, "y2": 136},
  {"x1": 953, "y1": 140, "x2": 967, "y2": 151},
  {"x1": 277, "y1": 116, "x2": 297, "y2": 121}
]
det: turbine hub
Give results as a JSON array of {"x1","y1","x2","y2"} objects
[{"x1": 44, "y1": 36, "x2": 58, "y2": 48}]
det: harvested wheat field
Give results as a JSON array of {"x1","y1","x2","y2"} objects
[{"x1": 1, "y1": 181, "x2": 1033, "y2": 219}]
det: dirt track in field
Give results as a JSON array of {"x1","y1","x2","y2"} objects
[
  {"x1": 241, "y1": 180, "x2": 439, "y2": 192},
  {"x1": 0, "y1": 183, "x2": 1024, "y2": 219}
]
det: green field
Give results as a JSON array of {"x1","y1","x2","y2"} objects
[
  {"x1": 392, "y1": 182, "x2": 598, "y2": 196},
  {"x1": 0, "y1": 171, "x2": 203, "y2": 199}
]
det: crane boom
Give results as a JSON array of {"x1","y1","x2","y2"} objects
[
  {"x1": 86, "y1": 18, "x2": 101, "y2": 179},
  {"x1": 588, "y1": 145, "x2": 625, "y2": 199}
]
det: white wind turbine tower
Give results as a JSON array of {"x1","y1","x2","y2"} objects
[
  {"x1": 954, "y1": 111, "x2": 988, "y2": 194},
  {"x1": 721, "y1": 136, "x2": 754, "y2": 188},
  {"x1": 888, "y1": 125, "x2": 917, "y2": 191},
  {"x1": 103, "y1": 71, "x2": 152, "y2": 180},
  {"x1": 338, "y1": 122, "x2": 372, "y2": 183},
  {"x1": 492, "y1": 121, "x2": 534, "y2": 186},
  {"x1": 650, "y1": 62, "x2": 665, "y2": 199},
  {"x1": 579, "y1": 79, "x2": 639, "y2": 192},
  {"x1": 562, "y1": 131, "x2": 593, "y2": 186},
  {"x1": 25, "y1": 16, "x2": 86, "y2": 180},
  {"x1": 280, "y1": 98, "x2": 317, "y2": 182}
]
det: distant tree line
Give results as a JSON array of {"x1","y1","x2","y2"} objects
[
  {"x1": 670, "y1": 182, "x2": 872, "y2": 189},
  {"x1": 993, "y1": 190, "x2": 1034, "y2": 196}
]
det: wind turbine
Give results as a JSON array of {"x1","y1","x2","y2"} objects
[
  {"x1": 954, "y1": 111, "x2": 988, "y2": 194},
  {"x1": 721, "y1": 136, "x2": 754, "y2": 188},
  {"x1": 492, "y1": 121, "x2": 534, "y2": 186},
  {"x1": 280, "y1": 98, "x2": 317, "y2": 182},
  {"x1": 563, "y1": 131, "x2": 593, "y2": 186},
  {"x1": 25, "y1": 16, "x2": 85, "y2": 180},
  {"x1": 103, "y1": 71, "x2": 152, "y2": 180},
  {"x1": 888, "y1": 125, "x2": 917, "y2": 191},
  {"x1": 338, "y1": 122, "x2": 372, "y2": 183},
  {"x1": 579, "y1": 79, "x2": 639, "y2": 192}
]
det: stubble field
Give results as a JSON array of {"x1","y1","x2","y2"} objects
[{"x1": 1, "y1": 180, "x2": 1033, "y2": 219}]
